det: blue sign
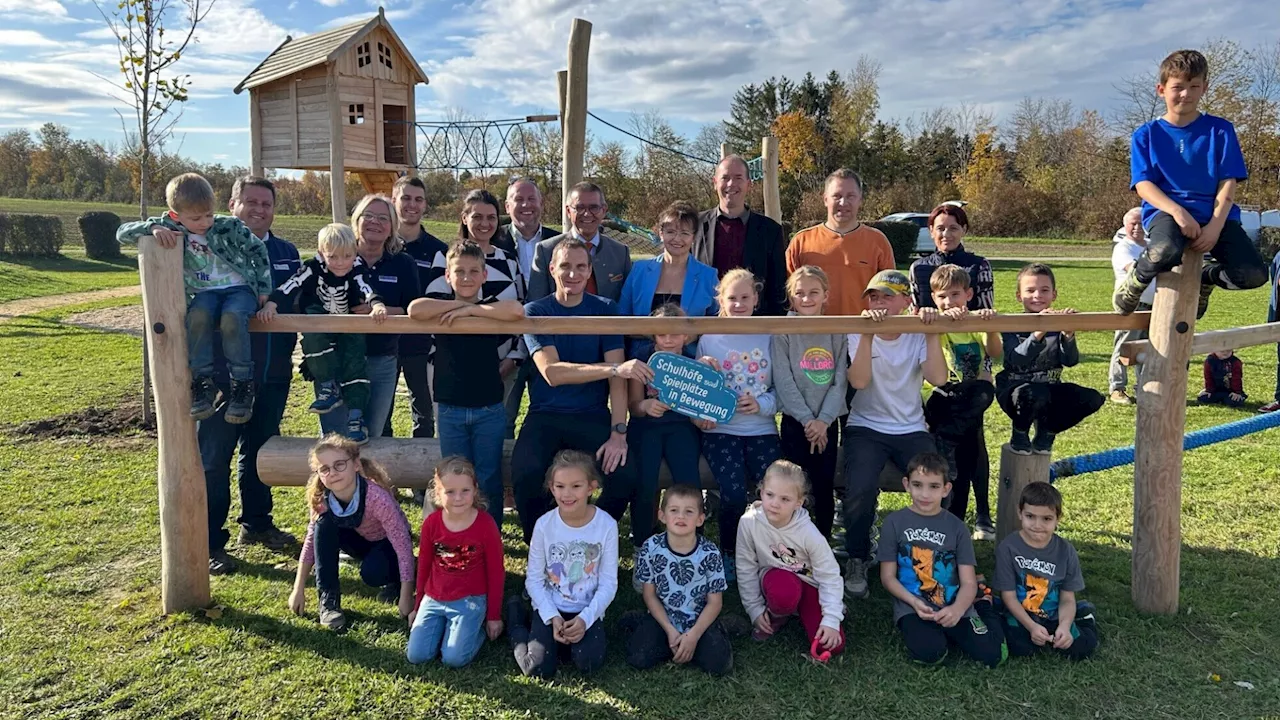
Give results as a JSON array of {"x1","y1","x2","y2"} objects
[{"x1": 647, "y1": 351, "x2": 737, "y2": 424}]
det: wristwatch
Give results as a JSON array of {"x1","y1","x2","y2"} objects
[
  {"x1": 612, "y1": 423, "x2": 628, "y2": 435},
  {"x1": 610, "y1": 364, "x2": 619, "y2": 377}
]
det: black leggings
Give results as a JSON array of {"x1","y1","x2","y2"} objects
[
  {"x1": 779, "y1": 415, "x2": 840, "y2": 538},
  {"x1": 897, "y1": 602, "x2": 1006, "y2": 668},
  {"x1": 625, "y1": 614, "x2": 733, "y2": 676},
  {"x1": 1135, "y1": 213, "x2": 1267, "y2": 290},
  {"x1": 997, "y1": 382, "x2": 1104, "y2": 435},
  {"x1": 926, "y1": 380, "x2": 994, "y2": 520},
  {"x1": 1004, "y1": 614, "x2": 1098, "y2": 661},
  {"x1": 511, "y1": 610, "x2": 607, "y2": 679}
]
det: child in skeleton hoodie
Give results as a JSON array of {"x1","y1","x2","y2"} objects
[{"x1": 259, "y1": 223, "x2": 386, "y2": 443}]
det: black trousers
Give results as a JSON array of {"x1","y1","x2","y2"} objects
[
  {"x1": 926, "y1": 380, "x2": 994, "y2": 520},
  {"x1": 512, "y1": 610, "x2": 607, "y2": 678},
  {"x1": 897, "y1": 602, "x2": 1006, "y2": 668},
  {"x1": 631, "y1": 417, "x2": 703, "y2": 546},
  {"x1": 625, "y1": 614, "x2": 733, "y2": 676},
  {"x1": 997, "y1": 382, "x2": 1104, "y2": 435},
  {"x1": 1004, "y1": 614, "x2": 1098, "y2": 661},
  {"x1": 1135, "y1": 213, "x2": 1267, "y2": 290},
  {"x1": 311, "y1": 514, "x2": 400, "y2": 608},
  {"x1": 511, "y1": 411, "x2": 638, "y2": 544},
  {"x1": 779, "y1": 415, "x2": 840, "y2": 538},
  {"x1": 399, "y1": 353, "x2": 434, "y2": 439}
]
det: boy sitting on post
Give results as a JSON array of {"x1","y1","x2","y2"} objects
[
  {"x1": 258, "y1": 223, "x2": 386, "y2": 444},
  {"x1": 1115, "y1": 49, "x2": 1267, "y2": 319},
  {"x1": 117, "y1": 173, "x2": 271, "y2": 423},
  {"x1": 997, "y1": 264, "x2": 1104, "y2": 456}
]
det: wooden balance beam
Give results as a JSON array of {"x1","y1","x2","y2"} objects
[
  {"x1": 257, "y1": 436, "x2": 908, "y2": 493},
  {"x1": 1119, "y1": 321, "x2": 1280, "y2": 366}
]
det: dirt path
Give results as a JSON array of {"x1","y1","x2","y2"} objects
[{"x1": 0, "y1": 286, "x2": 141, "y2": 323}]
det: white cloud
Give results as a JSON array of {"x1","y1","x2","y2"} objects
[
  {"x1": 316, "y1": 0, "x2": 346, "y2": 6},
  {"x1": 0, "y1": 0, "x2": 67, "y2": 17},
  {"x1": 0, "y1": 29, "x2": 61, "y2": 46}
]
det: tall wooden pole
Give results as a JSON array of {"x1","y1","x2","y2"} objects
[
  {"x1": 1132, "y1": 249, "x2": 1203, "y2": 614},
  {"x1": 556, "y1": 69, "x2": 569, "y2": 228},
  {"x1": 249, "y1": 90, "x2": 264, "y2": 177},
  {"x1": 720, "y1": 143, "x2": 730, "y2": 160},
  {"x1": 327, "y1": 67, "x2": 347, "y2": 223},
  {"x1": 561, "y1": 19, "x2": 591, "y2": 229},
  {"x1": 137, "y1": 236, "x2": 211, "y2": 613},
  {"x1": 761, "y1": 135, "x2": 781, "y2": 223}
]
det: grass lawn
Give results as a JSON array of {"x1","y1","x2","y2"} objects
[
  {"x1": 0, "y1": 247, "x2": 140, "y2": 303},
  {"x1": 2, "y1": 262, "x2": 1279, "y2": 719}
]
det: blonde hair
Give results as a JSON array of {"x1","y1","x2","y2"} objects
[
  {"x1": 351, "y1": 194, "x2": 402, "y2": 254},
  {"x1": 784, "y1": 265, "x2": 830, "y2": 311},
  {"x1": 166, "y1": 173, "x2": 215, "y2": 214},
  {"x1": 715, "y1": 267, "x2": 759, "y2": 317},
  {"x1": 762, "y1": 459, "x2": 810, "y2": 502},
  {"x1": 929, "y1": 263, "x2": 971, "y2": 293},
  {"x1": 317, "y1": 223, "x2": 357, "y2": 255},
  {"x1": 544, "y1": 449, "x2": 601, "y2": 491},
  {"x1": 428, "y1": 455, "x2": 488, "y2": 511},
  {"x1": 305, "y1": 434, "x2": 393, "y2": 515}
]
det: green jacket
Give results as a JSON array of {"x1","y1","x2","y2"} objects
[{"x1": 117, "y1": 214, "x2": 272, "y2": 297}]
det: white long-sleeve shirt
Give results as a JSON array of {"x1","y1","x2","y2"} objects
[{"x1": 525, "y1": 507, "x2": 619, "y2": 629}]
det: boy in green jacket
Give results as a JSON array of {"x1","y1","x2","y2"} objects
[{"x1": 118, "y1": 173, "x2": 271, "y2": 423}]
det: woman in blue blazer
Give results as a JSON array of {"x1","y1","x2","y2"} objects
[{"x1": 618, "y1": 202, "x2": 719, "y2": 357}]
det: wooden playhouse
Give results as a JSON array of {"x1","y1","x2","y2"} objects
[{"x1": 233, "y1": 8, "x2": 428, "y2": 221}]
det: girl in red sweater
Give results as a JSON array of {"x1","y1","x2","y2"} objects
[{"x1": 406, "y1": 456, "x2": 506, "y2": 667}]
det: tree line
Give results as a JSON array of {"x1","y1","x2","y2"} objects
[{"x1": 1, "y1": 38, "x2": 1276, "y2": 238}]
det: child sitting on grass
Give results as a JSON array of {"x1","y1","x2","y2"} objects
[
  {"x1": 994, "y1": 481, "x2": 1098, "y2": 661},
  {"x1": 627, "y1": 484, "x2": 732, "y2": 676},
  {"x1": 1199, "y1": 349, "x2": 1246, "y2": 407},
  {"x1": 117, "y1": 172, "x2": 271, "y2": 423},
  {"x1": 507, "y1": 450, "x2": 619, "y2": 679},
  {"x1": 997, "y1": 264, "x2": 1104, "y2": 456},
  {"x1": 288, "y1": 434, "x2": 415, "y2": 632},
  {"x1": 258, "y1": 223, "x2": 386, "y2": 444},
  {"x1": 407, "y1": 456, "x2": 505, "y2": 668},
  {"x1": 878, "y1": 452, "x2": 1006, "y2": 668},
  {"x1": 737, "y1": 460, "x2": 845, "y2": 660}
]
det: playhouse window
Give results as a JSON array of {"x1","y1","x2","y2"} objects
[
  {"x1": 378, "y1": 42, "x2": 393, "y2": 69},
  {"x1": 357, "y1": 41, "x2": 370, "y2": 68},
  {"x1": 348, "y1": 103, "x2": 365, "y2": 125}
]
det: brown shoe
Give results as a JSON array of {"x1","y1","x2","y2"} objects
[{"x1": 1109, "y1": 390, "x2": 1135, "y2": 405}]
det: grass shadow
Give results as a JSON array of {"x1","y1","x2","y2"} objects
[{"x1": 0, "y1": 253, "x2": 138, "y2": 273}]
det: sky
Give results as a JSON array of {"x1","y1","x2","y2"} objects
[{"x1": 0, "y1": 0, "x2": 1277, "y2": 168}]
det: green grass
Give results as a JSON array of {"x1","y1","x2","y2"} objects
[
  {"x1": 2, "y1": 263, "x2": 1279, "y2": 719},
  {"x1": 0, "y1": 247, "x2": 140, "y2": 303}
]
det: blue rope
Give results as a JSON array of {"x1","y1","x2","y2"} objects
[{"x1": 1049, "y1": 410, "x2": 1280, "y2": 481}]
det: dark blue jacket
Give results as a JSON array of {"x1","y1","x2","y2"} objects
[
  {"x1": 213, "y1": 231, "x2": 301, "y2": 385},
  {"x1": 400, "y1": 226, "x2": 448, "y2": 357}
]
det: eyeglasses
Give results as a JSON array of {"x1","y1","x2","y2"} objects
[
  {"x1": 361, "y1": 213, "x2": 392, "y2": 224},
  {"x1": 315, "y1": 458, "x2": 350, "y2": 476},
  {"x1": 570, "y1": 204, "x2": 605, "y2": 215}
]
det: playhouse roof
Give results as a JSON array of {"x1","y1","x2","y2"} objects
[{"x1": 233, "y1": 8, "x2": 428, "y2": 94}]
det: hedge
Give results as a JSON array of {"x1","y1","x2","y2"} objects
[
  {"x1": 866, "y1": 221, "x2": 922, "y2": 265},
  {"x1": 0, "y1": 213, "x2": 63, "y2": 257},
  {"x1": 78, "y1": 211, "x2": 123, "y2": 260},
  {"x1": 1257, "y1": 226, "x2": 1280, "y2": 264}
]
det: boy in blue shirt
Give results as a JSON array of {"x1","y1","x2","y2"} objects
[{"x1": 1115, "y1": 49, "x2": 1267, "y2": 318}]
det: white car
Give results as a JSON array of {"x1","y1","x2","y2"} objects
[{"x1": 877, "y1": 212, "x2": 935, "y2": 256}]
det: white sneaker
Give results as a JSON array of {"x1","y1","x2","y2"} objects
[{"x1": 843, "y1": 558, "x2": 869, "y2": 598}]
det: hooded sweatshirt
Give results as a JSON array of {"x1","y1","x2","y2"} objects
[
  {"x1": 735, "y1": 503, "x2": 844, "y2": 630},
  {"x1": 771, "y1": 326, "x2": 848, "y2": 426}
]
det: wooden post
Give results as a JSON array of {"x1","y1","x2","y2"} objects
[
  {"x1": 556, "y1": 68, "x2": 569, "y2": 229},
  {"x1": 561, "y1": 19, "x2": 591, "y2": 228},
  {"x1": 720, "y1": 143, "x2": 730, "y2": 160},
  {"x1": 1133, "y1": 250, "x2": 1203, "y2": 614},
  {"x1": 761, "y1": 135, "x2": 781, "y2": 222},
  {"x1": 327, "y1": 68, "x2": 347, "y2": 223},
  {"x1": 996, "y1": 444, "x2": 1050, "y2": 544},
  {"x1": 406, "y1": 85, "x2": 418, "y2": 176},
  {"x1": 249, "y1": 90, "x2": 263, "y2": 177},
  {"x1": 137, "y1": 236, "x2": 211, "y2": 614}
]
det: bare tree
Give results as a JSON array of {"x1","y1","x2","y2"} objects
[{"x1": 96, "y1": 0, "x2": 214, "y2": 219}]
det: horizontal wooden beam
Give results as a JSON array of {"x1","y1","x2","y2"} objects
[
  {"x1": 257, "y1": 436, "x2": 906, "y2": 492},
  {"x1": 250, "y1": 311, "x2": 1151, "y2": 336},
  {"x1": 1120, "y1": 321, "x2": 1280, "y2": 365}
]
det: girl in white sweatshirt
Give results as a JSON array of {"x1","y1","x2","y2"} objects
[
  {"x1": 736, "y1": 460, "x2": 846, "y2": 658},
  {"x1": 696, "y1": 268, "x2": 780, "y2": 581}
]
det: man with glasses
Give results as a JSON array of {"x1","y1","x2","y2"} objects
[
  {"x1": 527, "y1": 182, "x2": 632, "y2": 302},
  {"x1": 392, "y1": 176, "x2": 446, "y2": 440},
  {"x1": 694, "y1": 154, "x2": 789, "y2": 315}
]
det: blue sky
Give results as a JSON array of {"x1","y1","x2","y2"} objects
[{"x1": 0, "y1": 0, "x2": 1277, "y2": 167}]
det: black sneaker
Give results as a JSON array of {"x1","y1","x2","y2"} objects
[
  {"x1": 719, "y1": 614, "x2": 752, "y2": 639},
  {"x1": 224, "y1": 379, "x2": 255, "y2": 425},
  {"x1": 1032, "y1": 430, "x2": 1056, "y2": 455},
  {"x1": 190, "y1": 376, "x2": 219, "y2": 421},
  {"x1": 1197, "y1": 282, "x2": 1214, "y2": 320},
  {"x1": 1009, "y1": 429, "x2": 1033, "y2": 455},
  {"x1": 238, "y1": 525, "x2": 297, "y2": 551},
  {"x1": 973, "y1": 516, "x2": 996, "y2": 541},
  {"x1": 1112, "y1": 269, "x2": 1150, "y2": 315},
  {"x1": 377, "y1": 583, "x2": 399, "y2": 604},
  {"x1": 209, "y1": 550, "x2": 237, "y2": 575}
]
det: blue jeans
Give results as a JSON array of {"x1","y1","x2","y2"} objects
[
  {"x1": 406, "y1": 594, "x2": 488, "y2": 667},
  {"x1": 197, "y1": 381, "x2": 291, "y2": 553},
  {"x1": 319, "y1": 354, "x2": 398, "y2": 437},
  {"x1": 438, "y1": 402, "x2": 506, "y2": 528},
  {"x1": 188, "y1": 286, "x2": 257, "y2": 381}
]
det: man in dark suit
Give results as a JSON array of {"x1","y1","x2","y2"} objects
[
  {"x1": 527, "y1": 181, "x2": 633, "y2": 303},
  {"x1": 693, "y1": 155, "x2": 789, "y2": 315}
]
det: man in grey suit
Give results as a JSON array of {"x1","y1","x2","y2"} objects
[{"x1": 527, "y1": 181, "x2": 633, "y2": 302}]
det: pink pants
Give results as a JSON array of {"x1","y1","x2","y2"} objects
[{"x1": 760, "y1": 568, "x2": 846, "y2": 656}]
